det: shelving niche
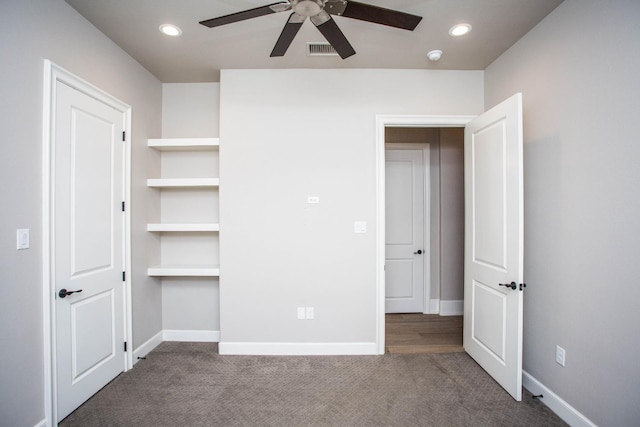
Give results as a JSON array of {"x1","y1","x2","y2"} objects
[{"x1": 147, "y1": 137, "x2": 219, "y2": 277}]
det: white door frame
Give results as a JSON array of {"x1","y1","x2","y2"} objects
[
  {"x1": 375, "y1": 115, "x2": 475, "y2": 354},
  {"x1": 42, "y1": 60, "x2": 133, "y2": 424}
]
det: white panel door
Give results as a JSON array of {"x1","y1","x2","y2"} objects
[
  {"x1": 464, "y1": 93, "x2": 524, "y2": 400},
  {"x1": 54, "y1": 81, "x2": 126, "y2": 421},
  {"x1": 385, "y1": 149, "x2": 425, "y2": 313}
]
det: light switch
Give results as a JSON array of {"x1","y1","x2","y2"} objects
[
  {"x1": 354, "y1": 221, "x2": 367, "y2": 233},
  {"x1": 17, "y1": 229, "x2": 30, "y2": 250},
  {"x1": 307, "y1": 196, "x2": 320, "y2": 204}
]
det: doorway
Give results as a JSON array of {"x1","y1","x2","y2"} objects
[{"x1": 376, "y1": 115, "x2": 473, "y2": 354}]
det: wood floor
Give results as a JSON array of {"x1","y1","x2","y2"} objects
[{"x1": 385, "y1": 313, "x2": 464, "y2": 354}]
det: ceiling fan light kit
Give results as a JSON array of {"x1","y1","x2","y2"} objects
[
  {"x1": 199, "y1": 0, "x2": 422, "y2": 59},
  {"x1": 292, "y1": 0, "x2": 324, "y2": 17}
]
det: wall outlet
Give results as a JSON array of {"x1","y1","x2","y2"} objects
[
  {"x1": 555, "y1": 345, "x2": 566, "y2": 367},
  {"x1": 297, "y1": 307, "x2": 315, "y2": 320}
]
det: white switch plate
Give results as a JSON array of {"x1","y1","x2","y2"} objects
[
  {"x1": 555, "y1": 345, "x2": 566, "y2": 367},
  {"x1": 307, "y1": 196, "x2": 320, "y2": 204},
  {"x1": 354, "y1": 221, "x2": 367, "y2": 233},
  {"x1": 297, "y1": 307, "x2": 306, "y2": 319},
  {"x1": 17, "y1": 229, "x2": 30, "y2": 250},
  {"x1": 305, "y1": 307, "x2": 314, "y2": 319}
]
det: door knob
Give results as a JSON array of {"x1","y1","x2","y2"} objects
[
  {"x1": 498, "y1": 282, "x2": 517, "y2": 290},
  {"x1": 58, "y1": 288, "x2": 83, "y2": 298},
  {"x1": 414, "y1": 249, "x2": 422, "y2": 255}
]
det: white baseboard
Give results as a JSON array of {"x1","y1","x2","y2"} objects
[
  {"x1": 439, "y1": 299, "x2": 463, "y2": 316},
  {"x1": 163, "y1": 329, "x2": 220, "y2": 342},
  {"x1": 132, "y1": 330, "x2": 219, "y2": 365},
  {"x1": 219, "y1": 342, "x2": 378, "y2": 356},
  {"x1": 33, "y1": 419, "x2": 47, "y2": 427},
  {"x1": 425, "y1": 299, "x2": 440, "y2": 314},
  {"x1": 133, "y1": 330, "x2": 163, "y2": 364},
  {"x1": 523, "y1": 371, "x2": 596, "y2": 427}
]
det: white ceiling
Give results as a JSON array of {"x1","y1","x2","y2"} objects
[{"x1": 65, "y1": 0, "x2": 563, "y2": 83}]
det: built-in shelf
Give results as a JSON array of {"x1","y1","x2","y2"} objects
[
  {"x1": 148, "y1": 137, "x2": 219, "y2": 151},
  {"x1": 147, "y1": 137, "x2": 219, "y2": 279},
  {"x1": 148, "y1": 265, "x2": 220, "y2": 277},
  {"x1": 147, "y1": 178, "x2": 219, "y2": 188},
  {"x1": 147, "y1": 223, "x2": 220, "y2": 232}
]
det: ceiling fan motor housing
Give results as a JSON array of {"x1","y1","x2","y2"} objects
[{"x1": 291, "y1": 0, "x2": 324, "y2": 17}]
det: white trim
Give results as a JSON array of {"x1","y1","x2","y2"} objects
[
  {"x1": 42, "y1": 59, "x2": 54, "y2": 427},
  {"x1": 427, "y1": 299, "x2": 440, "y2": 314},
  {"x1": 163, "y1": 330, "x2": 221, "y2": 342},
  {"x1": 381, "y1": 115, "x2": 477, "y2": 128},
  {"x1": 440, "y1": 299, "x2": 464, "y2": 316},
  {"x1": 33, "y1": 419, "x2": 47, "y2": 427},
  {"x1": 123, "y1": 105, "x2": 133, "y2": 372},
  {"x1": 132, "y1": 331, "x2": 164, "y2": 364},
  {"x1": 523, "y1": 371, "x2": 597, "y2": 427},
  {"x1": 375, "y1": 116, "x2": 386, "y2": 354},
  {"x1": 218, "y1": 342, "x2": 377, "y2": 356},
  {"x1": 375, "y1": 115, "x2": 475, "y2": 355},
  {"x1": 42, "y1": 60, "x2": 133, "y2": 425}
]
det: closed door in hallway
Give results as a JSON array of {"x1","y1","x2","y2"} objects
[{"x1": 385, "y1": 148, "x2": 426, "y2": 313}]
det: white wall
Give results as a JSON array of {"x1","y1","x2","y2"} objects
[
  {"x1": 161, "y1": 83, "x2": 221, "y2": 334},
  {"x1": 219, "y1": 69, "x2": 482, "y2": 350},
  {"x1": 162, "y1": 83, "x2": 220, "y2": 138},
  {"x1": 0, "y1": 1, "x2": 162, "y2": 425},
  {"x1": 485, "y1": 1, "x2": 640, "y2": 425}
]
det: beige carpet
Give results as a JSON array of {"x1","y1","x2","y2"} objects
[{"x1": 61, "y1": 342, "x2": 566, "y2": 426}]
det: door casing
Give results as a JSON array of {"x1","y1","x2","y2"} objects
[
  {"x1": 375, "y1": 115, "x2": 475, "y2": 354},
  {"x1": 42, "y1": 60, "x2": 133, "y2": 424}
]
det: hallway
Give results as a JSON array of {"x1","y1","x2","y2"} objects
[{"x1": 385, "y1": 313, "x2": 463, "y2": 354}]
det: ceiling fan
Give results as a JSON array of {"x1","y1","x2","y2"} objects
[{"x1": 199, "y1": 0, "x2": 422, "y2": 59}]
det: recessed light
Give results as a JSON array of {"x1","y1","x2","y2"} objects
[
  {"x1": 449, "y1": 23, "x2": 472, "y2": 37},
  {"x1": 427, "y1": 50, "x2": 443, "y2": 61},
  {"x1": 159, "y1": 24, "x2": 182, "y2": 37}
]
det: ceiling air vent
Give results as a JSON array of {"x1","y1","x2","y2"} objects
[{"x1": 307, "y1": 42, "x2": 339, "y2": 57}]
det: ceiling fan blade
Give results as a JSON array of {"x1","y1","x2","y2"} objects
[
  {"x1": 199, "y1": 2, "x2": 291, "y2": 28},
  {"x1": 311, "y1": 12, "x2": 355, "y2": 59},
  {"x1": 271, "y1": 13, "x2": 306, "y2": 57},
  {"x1": 325, "y1": 0, "x2": 422, "y2": 31}
]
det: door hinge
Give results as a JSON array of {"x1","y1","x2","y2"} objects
[
  {"x1": 122, "y1": 271, "x2": 126, "y2": 282},
  {"x1": 121, "y1": 201, "x2": 125, "y2": 212},
  {"x1": 122, "y1": 131, "x2": 126, "y2": 142},
  {"x1": 124, "y1": 342, "x2": 127, "y2": 352}
]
